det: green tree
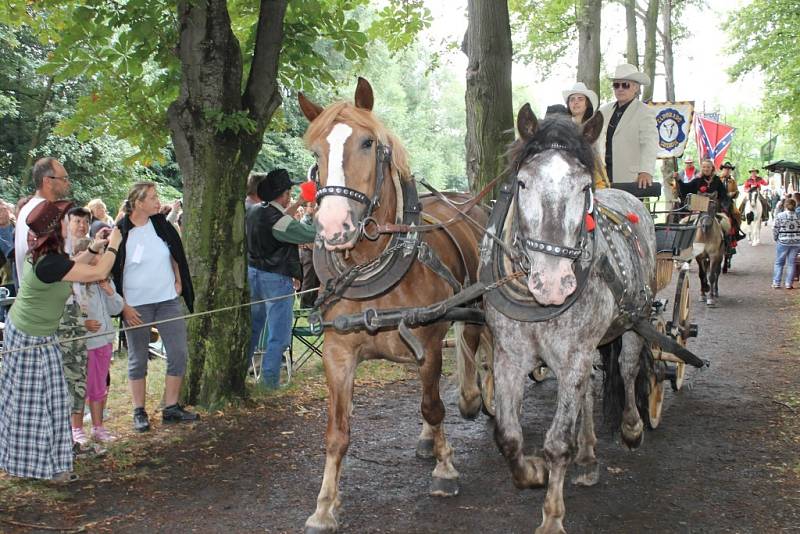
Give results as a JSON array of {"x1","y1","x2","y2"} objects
[
  {"x1": 725, "y1": 0, "x2": 800, "y2": 146},
  {"x1": 0, "y1": 0, "x2": 430, "y2": 405}
]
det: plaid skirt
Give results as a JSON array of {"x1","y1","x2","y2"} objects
[{"x1": 0, "y1": 318, "x2": 73, "y2": 479}]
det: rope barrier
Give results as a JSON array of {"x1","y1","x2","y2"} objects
[{"x1": 0, "y1": 287, "x2": 319, "y2": 357}]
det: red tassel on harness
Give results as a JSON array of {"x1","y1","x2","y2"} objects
[
  {"x1": 300, "y1": 181, "x2": 317, "y2": 203},
  {"x1": 626, "y1": 212, "x2": 639, "y2": 224},
  {"x1": 585, "y1": 213, "x2": 596, "y2": 232}
]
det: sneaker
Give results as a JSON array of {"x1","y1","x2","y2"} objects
[
  {"x1": 162, "y1": 404, "x2": 200, "y2": 424},
  {"x1": 786, "y1": 286, "x2": 794, "y2": 290},
  {"x1": 72, "y1": 427, "x2": 89, "y2": 445},
  {"x1": 772, "y1": 283, "x2": 781, "y2": 289},
  {"x1": 49, "y1": 472, "x2": 80, "y2": 485},
  {"x1": 73, "y1": 441, "x2": 107, "y2": 458},
  {"x1": 92, "y1": 426, "x2": 117, "y2": 443},
  {"x1": 133, "y1": 407, "x2": 150, "y2": 432}
]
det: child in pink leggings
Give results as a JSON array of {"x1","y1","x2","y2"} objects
[{"x1": 74, "y1": 239, "x2": 124, "y2": 442}]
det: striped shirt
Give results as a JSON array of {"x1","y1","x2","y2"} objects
[{"x1": 773, "y1": 210, "x2": 800, "y2": 245}]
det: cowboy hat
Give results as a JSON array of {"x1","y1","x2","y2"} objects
[
  {"x1": 26, "y1": 200, "x2": 74, "y2": 251},
  {"x1": 720, "y1": 161, "x2": 736, "y2": 170},
  {"x1": 257, "y1": 168, "x2": 303, "y2": 202},
  {"x1": 684, "y1": 157, "x2": 694, "y2": 164},
  {"x1": 748, "y1": 167, "x2": 759, "y2": 172},
  {"x1": 609, "y1": 63, "x2": 650, "y2": 86},
  {"x1": 562, "y1": 82, "x2": 598, "y2": 111}
]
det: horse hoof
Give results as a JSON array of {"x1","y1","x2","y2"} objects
[
  {"x1": 571, "y1": 462, "x2": 600, "y2": 487},
  {"x1": 535, "y1": 521, "x2": 567, "y2": 534},
  {"x1": 622, "y1": 430, "x2": 644, "y2": 450},
  {"x1": 706, "y1": 299, "x2": 716, "y2": 307},
  {"x1": 305, "y1": 515, "x2": 337, "y2": 534},
  {"x1": 430, "y1": 476, "x2": 460, "y2": 497},
  {"x1": 458, "y1": 394, "x2": 481, "y2": 420},
  {"x1": 698, "y1": 294, "x2": 707, "y2": 303},
  {"x1": 415, "y1": 438, "x2": 435, "y2": 459}
]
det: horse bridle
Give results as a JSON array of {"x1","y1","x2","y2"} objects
[
  {"x1": 511, "y1": 145, "x2": 595, "y2": 271},
  {"x1": 312, "y1": 142, "x2": 392, "y2": 237}
]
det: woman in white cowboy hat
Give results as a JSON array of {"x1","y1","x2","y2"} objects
[
  {"x1": 596, "y1": 63, "x2": 658, "y2": 188},
  {"x1": 563, "y1": 82, "x2": 598, "y2": 126},
  {"x1": 562, "y1": 81, "x2": 609, "y2": 189}
]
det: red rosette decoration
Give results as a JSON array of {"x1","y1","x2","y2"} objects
[
  {"x1": 626, "y1": 212, "x2": 639, "y2": 224},
  {"x1": 585, "y1": 213, "x2": 596, "y2": 231},
  {"x1": 300, "y1": 181, "x2": 317, "y2": 203}
]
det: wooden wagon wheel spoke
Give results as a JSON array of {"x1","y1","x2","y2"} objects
[
  {"x1": 647, "y1": 320, "x2": 667, "y2": 429},
  {"x1": 670, "y1": 269, "x2": 691, "y2": 391}
]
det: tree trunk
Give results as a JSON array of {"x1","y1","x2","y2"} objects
[
  {"x1": 167, "y1": 0, "x2": 287, "y2": 406},
  {"x1": 576, "y1": 0, "x2": 602, "y2": 95},
  {"x1": 464, "y1": 0, "x2": 514, "y2": 196},
  {"x1": 625, "y1": 0, "x2": 639, "y2": 67},
  {"x1": 661, "y1": 0, "x2": 675, "y2": 101},
  {"x1": 19, "y1": 76, "x2": 55, "y2": 191},
  {"x1": 642, "y1": 0, "x2": 660, "y2": 101}
]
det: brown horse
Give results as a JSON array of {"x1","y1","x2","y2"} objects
[{"x1": 298, "y1": 78, "x2": 491, "y2": 534}]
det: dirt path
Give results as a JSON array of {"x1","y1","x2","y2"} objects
[{"x1": 2, "y1": 226, "x2": 799, "y2": 534}]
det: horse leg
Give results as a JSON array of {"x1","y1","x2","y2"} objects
[
  {"x1": 537, "y1": 352, "x2": 592, "y2": 534},
  {"x1": 493, "y1": 343, "x2": 548, "y2": 489},
  {"x1": 618, "y1": 332, "x2": 645, "y2": 449},
  {"x1": 453, "y1": 322, "x2": 483, "y2": 419},
  {"x1": 305, "y1": 352, "x2": 357, "y2": 534},
  {"x1": 711, "y1": 251, "x2": 723, "y2": 300},
  {"x1": 697, "y1": 256, "x2": 709, "y2": 300},
  {"x1": 419, "y1": 343, "x2": 460, "y2": 497},
  {"x1": 571, "y1": 367, "x2": 599, "y2": 487}
]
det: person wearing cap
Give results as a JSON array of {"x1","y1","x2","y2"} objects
[
  {"x1": 563, "y1": 82, "x2": 610, "y2": 189},
  {"x1": 14, "y1": 157, "x2": 71, "y2": 288},
  {"x1": 245, "y1": 168, "x2": 316, "y2": 389},
  {"x1": 112, "y1": 182, "x2": 196, "y2": 432},
  {"x1": 597, "y1": 64, "x2": 658, "y2": 188},
  {"x1": 0, "y1": 200, "x2": 122, "y2": 483}
]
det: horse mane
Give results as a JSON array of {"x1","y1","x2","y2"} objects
[
  {"x1": 303, "y1": 101, "x2": 412, "y2": 182},
  {"x1": 507, "y1": 117, "x2": 596, "y2": 177}
]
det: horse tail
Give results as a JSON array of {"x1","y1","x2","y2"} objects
[
  {"x1": 599, "y1": 336, "x2": 625, "y2": 430},
  {"x1": 635, "y1": 343, "x2": 655, "y2": 428}
]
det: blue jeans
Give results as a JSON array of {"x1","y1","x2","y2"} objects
[
  {"x1": 248, "y1": 266, "x2": 293, "y2": 388},
  {"x1": 773, "y1": 243, "x2": 800, "y2": 287}
]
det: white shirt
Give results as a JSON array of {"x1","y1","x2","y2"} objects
[
  {"x1": 14, "y1": 196, "x2": 46, "y2": 278},
  {"x1": 123, "y1": 219, "x2": 177, "y2": 307}
]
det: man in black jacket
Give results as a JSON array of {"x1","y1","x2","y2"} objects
[{"x1": 246, "y1": 169, "x2": 316, "y2": 388}]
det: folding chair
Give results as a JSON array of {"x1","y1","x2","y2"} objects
[
  {"x1": 290, "y1": 306, "x2": 323, "y2": 371},
  {"x1": 251, "y1": 322, "x2": 293, "y2": 384}
]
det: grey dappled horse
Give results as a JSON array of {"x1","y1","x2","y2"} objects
[{"x1": 483, "y1": 106, "x2": 657, "y2": 534}]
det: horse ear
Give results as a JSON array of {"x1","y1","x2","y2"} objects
[
  {"x1": 517, "y1": 103, "x2": 538, "y2": 141},
  {"x1": 354, "y1": 77, "x2": 374, "y2": 111},
  {"x1": 298, "y1": 92, "x2": 323, "y2": 122},
  {"x1": 581, "y1": 112, "x2": 604, "y2": 145}
]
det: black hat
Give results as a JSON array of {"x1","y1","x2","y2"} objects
[
  {"x1": 720, "y1": 161, "x2": 735, "y2": 170},
  {"x1": 257, "y1": 168, "x2": 301, "y2": 202}
]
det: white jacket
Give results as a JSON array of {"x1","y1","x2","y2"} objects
[{"x1": 597, "y1": 98, "x2": 658, "y2": 184}]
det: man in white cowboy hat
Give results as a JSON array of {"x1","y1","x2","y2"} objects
[
  {"x1": 562, "y1": 82, "x2": 598, "y2": 125},
  {"x1": 596, "y1": 64, "x2": 658, "y2": 188}
]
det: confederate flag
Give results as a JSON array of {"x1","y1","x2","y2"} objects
[{"x1": 695, "y1": 115, "x2": 735, "y2": 169}]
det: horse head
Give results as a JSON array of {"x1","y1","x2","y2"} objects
[
  {"x1": 298, "y1": 78, "x2": 409, "y2": 251},
  {"x1": 510, "y1": 104, "x2": 603, "y2": 306}
]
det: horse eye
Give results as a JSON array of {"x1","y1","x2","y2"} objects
[
  {"x1": 517, "y1": 180, "x2": 526, "y2": 189},
  {"x1": 362, "y1": 139, "x2": 374, "y2": 150}
]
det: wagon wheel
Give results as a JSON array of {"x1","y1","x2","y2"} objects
[
  {"x1": 646, "y1": 321, "x2": 667, "y2": 430},
  {"x1": 670, "y1": 269, "x2": 691, "y2": 391}
]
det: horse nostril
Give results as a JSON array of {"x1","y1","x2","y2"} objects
[{"x1": 342, "y1": 222, "x2": 352, "y2": 232}]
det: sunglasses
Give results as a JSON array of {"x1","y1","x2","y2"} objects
[
  {"x1": 46, "y1": 174, "x2": 70, "y2": 182},
  {"x1": 612, "y1": 82, "x2": 631, "y2": 90}
]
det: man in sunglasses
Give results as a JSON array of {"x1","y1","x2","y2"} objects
[
  {"x1": 13, "y1": 157, "x2": 71, "y2": 285},
  {"x1": 597, "y1": 64, "x2": 658, "y2": 189}
]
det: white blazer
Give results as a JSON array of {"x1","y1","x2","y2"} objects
[{"x1": 596, "y1": 99, "x2": 658, "y2": 184}]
